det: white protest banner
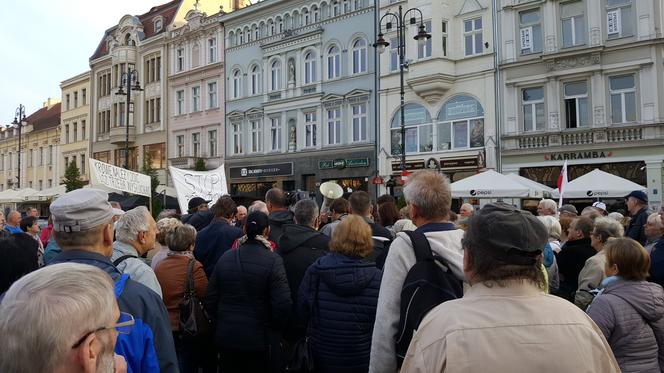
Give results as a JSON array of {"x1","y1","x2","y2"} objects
[
  {"x1": 169, "y1": 165, "x2": 228, "y2": 213},
  {"x1": 89, "y1": 158, "x2": 152, "y2": 197}
]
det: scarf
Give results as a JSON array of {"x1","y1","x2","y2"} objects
[{"x1": 236, "y1": 234, "x2": 273, "y2": 251}]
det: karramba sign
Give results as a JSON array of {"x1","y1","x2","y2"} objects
[{"x1": 545, "y1": 151, "x2": 613, "y2": 161}]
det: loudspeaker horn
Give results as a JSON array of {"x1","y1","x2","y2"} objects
[{"x1": 319, "y1": 181, "x2": 343, "y2": 200}]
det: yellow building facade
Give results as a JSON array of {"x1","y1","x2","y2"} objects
[{"x1": 60, "y1": 71, "x2": 91, "y2": 183}]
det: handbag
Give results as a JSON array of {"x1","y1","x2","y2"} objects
[
  {"x1": 179, "y1": 258, "x2": 212, "y2": 341},
  {"x1": 286, "y1": 274, "x2": 319, "y2": 373}
]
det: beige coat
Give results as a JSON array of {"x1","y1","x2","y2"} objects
[
  {"x1": 401, "y1": 281, "x2": 620, "y2": 373},
  {"x1": 575, "y1": 250, "x2": 607, "y2": 310}
]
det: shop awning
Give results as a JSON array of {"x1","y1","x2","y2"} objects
[
  {"x1": 450, "y1": 170, "x2": 530, "y2": 198},
  {"x1": 551, "y1": 168, "x2": 646, "y2": 198},
  {"x1": 505, "y1": 173, "x2": 554, "y2": 198}
]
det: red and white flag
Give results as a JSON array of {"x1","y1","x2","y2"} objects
[
  {"x1": 401, "y1": 170, "x2": 410, "y2": 185},
  {"x1": 557, "y1": 160, "x2": 568, "y2": 208}
]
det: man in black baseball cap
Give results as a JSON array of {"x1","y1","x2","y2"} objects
[
  {"x1": 625, "y1": 190, "x2": 650, "y2": 245},
  {"x1": 181, "y1": 197, "x2": 213, "y2": 231}
]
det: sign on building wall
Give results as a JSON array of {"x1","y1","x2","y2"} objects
[
  {"x1": 169, "y1": 165, "x2": 228, "y2": 213},
  {"x1": 89, "y1": 158, "x2": 151, "y2": 197}
]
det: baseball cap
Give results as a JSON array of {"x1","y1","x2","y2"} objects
[
  {"x1": 466, "y1": 202, "x2": 547, "y2": 265},
  {"x1": 50, "y1": 189, "x2": 114, "y2": 232},
  {"x1": 592, "y1": 201, "x2": 607, "y2": 212},
  {"x1": 188, "y1": 197, "x2": 211, "y2": 211},
  {"x1": 558, "y1": 204, "x2": 578, "y2": 215},
  {"x1": 625, "y1": 190, "x2": 648, "y2": 203}
]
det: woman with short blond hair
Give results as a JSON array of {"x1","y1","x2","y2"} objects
[{"x1": 298, "y1": 215, "x2": 382, "y2": 373}]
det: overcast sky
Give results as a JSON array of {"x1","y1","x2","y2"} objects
[{"x1": 0, "y1": 0, "x2": 169, "y2": 125}]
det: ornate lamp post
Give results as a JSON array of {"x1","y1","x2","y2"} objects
[
  {"x1": 116, "y1": 66, "x2": 143, "y2": 169},
  {"x1": 9, "y1": 104, "x2": 27, "y2": 189}
]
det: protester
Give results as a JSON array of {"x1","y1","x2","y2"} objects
[
  {"x1": 320, "y1": 197, "x2": 349, "y2": 237},
  {"x1": 369, "y1": 170, "x2": 464, "y2": 373},
  {"x1": 349, "y1": 191, "x2": 392, "y2": 267},
  {"x1": 249, "y1": 200, "x2": 269, "y2": 214},
  {"x1": 537, "y1": 215, "x2": 561, "y2": 292},
  {"x1": 644, "y1": 213, "x2": 663, "y2": 253},
  {"x1": 110, "y1": 202, "x2": 125, "y2": 223},
  {"x1": 401, "y1": 202, "x2": 620, "y2": 373},
  {"x1": 112, "y1": 206, "x2": 162, "y2": 298},
  {"x1": 625, "y1": 190, "x2": 650, "y2": 245},
  {"x1": 155, "y1": 224, "x2": 213, "y2": 373},
  {"x1": 150, "y1": 218, "x2": 183, "y2": 270},
  {"x1": 556, "y1": 216, "x2": 596, "y2": 300},
  {"x1": 581, "y1": 206, "x2": 602, "y2": 221},
  {"x1": 194, "y1": 195, "x2": 243, "y2": 278},
  {"x1": 592, "y1": 201, "x2": 608, "y2": 216},
  {"x1": 587, "y1": 238, "x2": 664, "y2": 373},
  {"x1": 27, "y1": 207, "x2": 39, "y2": 218},
  {"x1": 299, "y1": 215, "x2": 382, "y2": 373},
  {"x1": 0, "y1": 211, "x2": 5, "y2": 230},
  {"x1": 574, "y1": 217, "x2": 624, "y2": 310},
  {"x1": 39, "y1": 215, "x2": 54, "y2": 247},
  {"x1": 206, "y1": 212, "x2": 292, "y2": 372},
  {"x1": 49, "y1": 188, "x2": 178, "y2": 372},
  {"x1": 265, "y1": 188, "x2": 295, "y2": 243},
  {"x1": 0, "y1": 263, "x2": 127, "y2": 373},
  {"x1": 181, "y1": 197, "x2": 213, "y2": 232},
  {"x1": 378, "y1": 201, "x2": 400, "y2": 237},
  {"x1": 20, "y1": 215, "x2": 44, "y2": 265},
  {"x1": 4, "y1": 211, "x2": 22, "y2": 234},
  {"x1": 559, "y1": 204, "x2": 579, "y2": 218},
  {"x1": 0, "y1": 233, "x2": 39, "y2": 294},
  {"x1": 608, "y1": 211, "x2": 625, "y2": 222},
  {"x1": 537, "y1": 199, "x2": 557, "y2": 216},
  {"x1": 559, "y1": 215, "x2": 574, "y2": 244},
  {"x1": 459, "y1": 203, "x2": 474, "y2": 218},
  {"x1": 653, "y1": 208, "x2": 664, "y2": 287},
  {"x1": 234, "y1": 205, "x2": 247, "y2": 228}
]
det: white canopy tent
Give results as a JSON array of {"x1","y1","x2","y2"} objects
[
  {"x1": 450, "y1": 170, "x2": 530, "y2": 198},
  {"x1": 505, "y1": 173, "x2": 554, "y2": 198},
  {"x1": 551, "y1": 169, "x2": 646, "y2": 198},
  {"x1": 0, "y1": 188, "x2": 39, "y2": 203},
  {"x1": 25, "y1": 184, "x2": 68, "y2": 201}
]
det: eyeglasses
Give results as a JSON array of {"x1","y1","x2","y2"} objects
[{"x1": 71, "y1": 312, "x2": 135, "y2": 349}]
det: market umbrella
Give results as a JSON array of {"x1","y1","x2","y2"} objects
[
  {"x1": 551, "y1": 168, "x2": 646, "y2": 198},
  {"x1": 450, "y1": 170, "x2": 530, "y2": 198},
  {"x1": 505, "y1": 173, "x2": 554, "y2": 198}
]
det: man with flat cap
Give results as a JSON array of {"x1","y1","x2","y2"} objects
[
  {"x1": 401, "y1": 202, "x2": 620, "y2": 373},
  {"x1": 181, "y1": 196, "x2": 213, "y2": 231},
  {"x1": 625, "y1": 190, "x2": 650, "y2": 245},
  {"x1": 48, "y1": 188, "x2": 178, "y2": 373}
]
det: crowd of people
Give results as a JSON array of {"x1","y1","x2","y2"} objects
[{"x1": 0, "y1": 171, "x2": 663, "y2": 373}]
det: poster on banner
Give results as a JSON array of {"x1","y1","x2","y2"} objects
[
  {"x1": 89, "y1": 158, "x2": 151, "y2": 197},
  {"x1": 169, "y1": 165, "x2": 228, "y2": 213}
]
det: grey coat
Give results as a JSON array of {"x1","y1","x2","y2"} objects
[{"x1": 587, "y1": 279, "x2": 664, "y2": 373}]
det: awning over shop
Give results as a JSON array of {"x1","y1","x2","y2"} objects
[
  {"x1": 450, "y1": 170, "x2": 530, "y2": 198},
  {"x1": 551, "y1": 168, "x2": 646, "y2": 198},
  {"x1": 505, "y1": 173, "x2": 554, "y2": 198}
]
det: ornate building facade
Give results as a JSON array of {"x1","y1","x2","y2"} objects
[{"x1": 60, "y1": 71, "x2": 91, "y2": 183}]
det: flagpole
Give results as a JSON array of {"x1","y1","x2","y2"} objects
[{"x1": 558, "y1": 160, "x2": 568, "y2": 208}]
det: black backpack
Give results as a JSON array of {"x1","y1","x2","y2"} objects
[{"x1": 395, "y1": 230, "x2": 463, "y2": 363}]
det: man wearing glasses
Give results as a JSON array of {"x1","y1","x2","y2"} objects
[{"x1": 0, "y1": 263, "x2": 129, "y2": 373}]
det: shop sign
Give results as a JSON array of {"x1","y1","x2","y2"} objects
[
  {"x1": 440, "y1": 157, "x2": 479, "y2": 170},
  {"x1": 586, "y1": 190, "x2": 610, "y2": 197},
  {"x1": 230, "y1": 162, "x2": 293, "y2": 178},
  {"x1": 426, "y1": 158, "x2": 440, "y2": 170},
  {"x1": 545, "y1": 151, "x2": 613, "y2": 161},
  {"x1": 333, "y1": 159, "x2": 347, "y2": 169},
  {"x1": 372, "y1": 176, "x2": 385, "y2": 185},
  {"x1": 346, "y1": 158, "x2": 369, "y2": 167},
  {"x1": 470, "y1": 189, "x2": 493, "y2": 196},
  {"x1": 319, "y1": 158, "x2": 369, "y2": 169},
  {"x1": 391, "y1": 161, "x2": 425, "y2": 172}
]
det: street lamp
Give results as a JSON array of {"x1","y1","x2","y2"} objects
[
  {"x1": 8, "y1": 104, "x2": 27, "y2": 189},
  {"x1": 116, "y1": 66, "x2": 143, "y2": 169},
  {"x1": 374, "y1": 5, "x2": 430, "y2": 178}
]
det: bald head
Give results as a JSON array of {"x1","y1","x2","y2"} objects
[
  {"x1": 459, "y1": 203, "x2": 474, "y2": 218},
  {"x1": 265, "y1": 188, "x2": 287, "y2": 213},
  {"x1": 6, "y1": 211, "x2": 20, "y2": 227}
]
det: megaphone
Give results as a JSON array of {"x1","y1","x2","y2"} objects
[{"x1": 319, "y1": 181, "x2": 343, "y2": 200}]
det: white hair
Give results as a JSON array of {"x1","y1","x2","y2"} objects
[
  {"x1": 648, "y1": 213, "x2": 663, "y2": 230},
  {"x1": 538, "y1": 199, "x2": 557, "y2": 214},
  {"x1": 593, "y1": 217, "x2": 624, "y2": 243},
  {"x1": 0, "y1": 263, "x2": 116, "y2": 373},
  {"x1": 537, "y1": 215, "x2": 562, "y2": 241},
  {"x1": 115, "y1": 206, "x2": 151, "y2": 243},
  {"x1": 248, "y1": 200, "x2": 269, "y2": 215},
  {"x1": 608, "y1": 212, "x2": 624, "y2": 221}
]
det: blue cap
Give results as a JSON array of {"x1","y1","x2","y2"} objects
[{"x1": 625, "y1": 190, "x2": 648, "y2": 203}]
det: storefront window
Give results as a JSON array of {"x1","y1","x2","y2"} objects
[
  {"x1": 114, "y1": 148, "x2": 138, "y2": 170},
  {"x1": 143, "y1": 143, "x2": 166, "y2": 169}
]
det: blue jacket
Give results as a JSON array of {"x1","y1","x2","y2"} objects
[
  {"x1": 650, "y1": 238, "x2": 664, "y2": 288},
  {"x1": 627, "y1": 207, "x2": 650, "y2": 245},
  {"x1": 50, "y1": 250, "x2": 178, "y2": 373},
  {"x1": 194, "y1": 219, "x2": 243, "y2": 277},
  {"x1": 298, "y1": 253, "x2": 382, "y2": 373},
  {"x1": 43, "y1": 239, "x2": 62, "y2": 265}
]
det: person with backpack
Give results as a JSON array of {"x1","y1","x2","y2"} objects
[
  {"x1": 369, "y1": 170, "x2": 465, "y2": 373},
  {"x1": 401, "y1": 203, "x2": 621, "y2": 373}
]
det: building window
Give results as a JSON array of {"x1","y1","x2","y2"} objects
[
  {"x1": 93, "y1": 151, "x2": 110, "y2": 164},
  {"x1": 442, "y1": 20, "x2": 448, "y2": 56},
  {"x1": 270, "y1": 117, "x2": 281, "y2": 151},
  {"x1": 390, "y1": 37, "x2": 399, "y2": 72},
  {"x1": 352, "y1": 39, "x2": 368, "y2": 74},
  {"x1": 73, "y1": 123, "x2": 78, "y2": 142},
  {"x1": 352, "y1": 103, "x2": 367, "y2": 142},
  {"x1": 417, "y1": 21, "x2": 432, "y2": 59},
  {"x1": 464, "y1": 17, "x2": 483, "y2": 56},
  {"x1": 192, "y1": 86, "x2": 200, "y2": 112},
  {"x1": 519, "y1": 9, "x2": 542, "y2": 54},
  {"x1": 270, "y1": 60, "x2": 281, "y2": 91},
  {"x1": 232, "y1": 70, "x2": 242, "y2": 98},
  {"x1": 81, "y1": 120, "x2": 86, "y2": 140},
  {"x1": 114, "y1": 148, "x2": 138, "y2": 170},
  {"x1": 522, "y1": 87, "x2": 545, "y2": 131},
  {"x1": 305, "y1": 112, "x2": 317, "y2": 147},
  {"x1": 176, "y1": 135, "x2": 185, "y2": 157},
  {"x1": 250, "y1": 119, "x2": 263, "y2": 153},
  {"x1": 607, "y1": 0, "x2": 632, "y2": 38},
  {"x1": 561, "y1": 1, "x2": 586, "y2": 47},
  {"x1": 66, "y1": 94, "x2": 70, "y2": 110},
  {"x1": 176, "y1": 48, "x2": 184, "y2": 71},
  {"x1": 208, "y1": 37, "x2": 217, "y2": 63},
  {"x1": 304, "y1": 51, "x2": 317, "y2": 84},
  {"x1": 82, "y1": 89, "x2": 87, "y2": 105},
  {"x1": 208, "y1": 82, "x2": 218, "y2": 108},
  {"x1": 154, "y1": 19, "x2": 163, "y2": 33},
  {"x1": 65, "y1": 124, "x2": 70, "y2": 143},
  {"x1": 191, "y1": 133, "x2": 200, "y2": 157},
  {"x1": 74, "y1": 92, "x2": 78, "y2": 108},
  {"x1": 564, "y1": 81, "x2": 589, "y2": 128},
  {"x1": 327, "y1": 45, "x2": 340, "y2": 79},
  {"x1": 38, "y1": 180, "x2": 42, "y2": 191},
  {"x1": 250, "y1": 65, "x2": 261, "y2": 95},
  {"x1": 208, "y1": 130, "x2": 217, "y2": 157},
  {"x1": 38, "y1": 147, "x2": 43, "y2": 166},
  {"x1": 232, "y1": 122, "x2": 243, "y2": 154},
  {"x1": 326, "y1": 108, "x2": 341, "y2": 145},
  {"x1": 48, "y1": 145, "x2": 53, "y2": 165},
  {"x1": 610, "y1": 75, "x2": 636, "y2": 123},
  {"x1": 80, "y1": 154, "x2": 85, "y2": 174},
  {"x1": 176, "y1": 90, "x2": 185, "y2": 115},
  {"x1": 144, "y1": 143, "x2": 166, "y2": 169}
]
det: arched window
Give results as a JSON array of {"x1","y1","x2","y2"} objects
[
  {"x1": 250, "y1": 65, "x2": 261, "y2": 95},
  {"x1": 277, "y1": 17, "x2": 283, "y2": 33},
  {"x1": 232, "y1": 69, "x2": 242, "y2": 98},
  {"x1": 270, "y1": 59, "x2": 281, "y2": 91},
  {"x1": 304, "y1": 51, "x2": 317, "y2": 84},
  {"x1": 268, "y1": 19, "x2": 275, "y2": 35},
  {"x1": 390, "y1": 104, "x2": 432, "y2": 155},
  {"x1": 236, "y1": 29, "x2": 242, "y2": 45},
  {"x1": 312, "y1": 6, "x2": 320, "y2": 22},
  {"x1": 352, "y1": 38, "x2": 367, "y2": 74},
  {"x1": 239, "y1": 29, "x2": 244, "y2": 44},
  {"x1": 437, "y1": 95, "x2": 485, "y2": 150},
  {"x1": 244, "y1": 26, "x2": 251, "y2": 42},
  {"x1": 154, "y1": 19, "x2": 163, "y2": 33},
  {"x1": 303, "y1": 9, "x2": 310, "y2": 25},
  {"x1": 327, "y1": 45, "x2": 340, "y2": 79},
  {"x1": 259, "y1": 22, "x2": 266, "y2": 38},
  {"x1": 228, "y1": 31, "x2": 235, "y2": 47}
]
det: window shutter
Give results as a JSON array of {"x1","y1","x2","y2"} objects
[
  {"x1": 520, "y1": 27, "x2": 533, "y2": 50},
  {"x1": 607, "y1": 9, "x2": 621, "y2": 35}
]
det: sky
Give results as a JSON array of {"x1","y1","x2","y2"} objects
[{"x1": 0, "y1": 0, "x2": 172, "y2": 126}]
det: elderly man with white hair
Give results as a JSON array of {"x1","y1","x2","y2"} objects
[
  {"x1": 537, "y1": 199, "x2": 558, "y2": 216},
  {"x1": 0, "y1": 263, "x2": 127, "y2": 373},
  {"x1": 111, "y1": 206, "x2": 162, "y2": 297},
  {"x1": 644, "y1": 213, "x2": 664, "y2": 253}
]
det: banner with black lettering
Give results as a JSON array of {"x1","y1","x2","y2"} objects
[
  {"x1": 89, "y1": 158, "x2": 151, "y2": 197},
  {"x1": 169, "y1": 165, "x2": 227, "y2": 213}
]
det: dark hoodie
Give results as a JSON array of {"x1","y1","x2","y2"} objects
[
  {"x1": 268, "y1": 209, "x2": 295, "y2": 244},
  {"x1": 180, "y1": 210, "x2": 213, "y2": 232},
  {"x1": 587, "y1": 279, "x2": 664, "y2": 372},
  {"x1": 298, "y1": 253, "x2": 382, "y2": 373},
  {"x1": 556, "y1": 237, "x2": 596, "y2": 299}
]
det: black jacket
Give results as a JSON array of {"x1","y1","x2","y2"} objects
[
  {"x1": 367, "y1": 219, "x2": 393, "y2": 269},
  {"x1": 556, "y1": 238, "x2": 596, "y2": 299},
  {"x1": 194, "y1": 220, "x2": 244, "y2": 278},
  {"x1": 627, "y1": 207, "x2": 650, "y2": 245},
  {"x1": 205, "y1": 241, "x2": 292, "y2": 352},
  {"x1": 298, "y1": 253, "x2": 382, "y2": 373},
  {"x1": 181, "y1": 210, "x2": 214, "y2": 232},
  {"x1": 268, "y1": 210, "x2": 295, "y2": 244}
]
